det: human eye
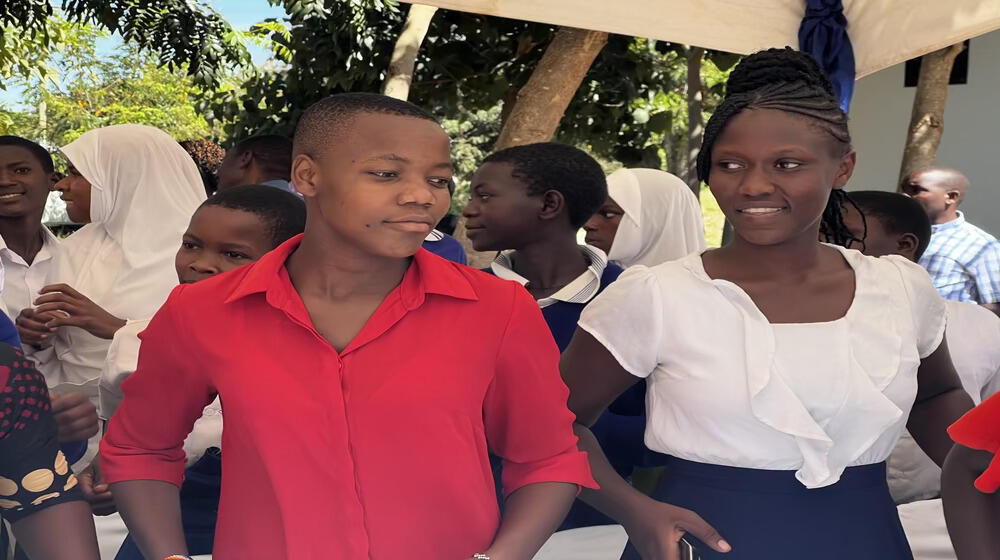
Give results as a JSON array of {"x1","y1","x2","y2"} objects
[
  {"x1": 776, "y1": 160, "x2": 802, "y2": 170},
  {"x1": 181, "y1": 241, "x2": 199, "y2": 250},
  {"x1": 368, "y1": 170, "x2": 399, "y2": 179},
  {"x1": 14, "y1": 167, "x2": 31, "y2": 175},
  {"x1": 716, "y1": 161, "x2": 743, "y2": 171},
  {"x1": 224, "y1": 251, "x2": 251, "y2": 260},
  {"x1": 428, "y1": 177, "x2": 452, "y2": 189}
]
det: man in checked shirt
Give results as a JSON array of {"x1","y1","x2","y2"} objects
[{"x1": 903, "y1": 167, "x2": 1000, "y2": 316}]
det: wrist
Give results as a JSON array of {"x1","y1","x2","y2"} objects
[{"x1": 98, "y1": 316, "x2": 127, "y2": 339}]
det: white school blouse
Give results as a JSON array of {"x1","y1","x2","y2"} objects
[{"x1": 578, "y1": 245, "x2": 947, "y2": 489}]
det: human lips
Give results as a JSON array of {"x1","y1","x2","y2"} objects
[
  {"x1": 737, "y1": 205, "x2": 787, "y2": 215},
  {"x1": 384, "y1": 216, "x2": 435, "y2": 233},
  {"x1": 0, "y1": 190, "x2": 26, "y2": 201}
]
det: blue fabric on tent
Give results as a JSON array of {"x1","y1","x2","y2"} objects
[{"x1": 799, "y1": 0, "x2": 856, "y2": 113}]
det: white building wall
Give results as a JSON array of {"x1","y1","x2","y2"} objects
[{"x1": 849, "y1": 29, "x2": 1000, "y2": 235}]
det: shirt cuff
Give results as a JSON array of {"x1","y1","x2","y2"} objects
[{"x1": 500, "y1": 445, "x2": 598, "y2": 498}]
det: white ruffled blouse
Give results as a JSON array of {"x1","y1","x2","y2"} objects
[{"x1": 578, "y1": 245, "x2": 947, "y2": 489}]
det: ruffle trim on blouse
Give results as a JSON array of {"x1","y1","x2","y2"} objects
[{"x1": 682, "y1": 247, "x2": 911, "y2": 488}]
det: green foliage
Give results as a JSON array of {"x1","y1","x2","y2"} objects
[
  {"x1": 0, "y1": 0, "x2": 250, "y2": 90},
  {"x1": 2, "y1": 26, "x2": 221, "y2": 147}
]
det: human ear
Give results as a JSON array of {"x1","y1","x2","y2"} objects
[
  {"x1": 538, "y1": 190, "x2": 567, "y2": 222},
  {"x1": 237, "y1": 150, "x2": 253, "y2": 170},
  {"x1": 291, "y1": 155, "x2": 319, "y2": 198},
  {"x1": 896, "y1": 233, "x2": 920, "y2": 261},
  {"x1": 833, "y1": 150, "x2": 857, "y2": 189}
]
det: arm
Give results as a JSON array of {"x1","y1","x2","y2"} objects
[
  {"x1": 480, "y1": 287, "x2": 597, "y2": 560},
  {"x1": 907, "y1": 338, "x2": 974, "y2": 467},
  {"x1": 100, "y1": 288, "x2": 213, "y2": 560},
  {"x1": 941, "y1": 444, "x2": 1000, "y2": 560},
  {"x1": 479, "y1": 482, "x2": 578, "y2": 560},
  {"x1": 109, "y1": 480, "x2": 187, "y2": 558},
  {"x1": 12, "y1": 501, "x2": 101, "y2": 560},
  {"x1": 562, "y1": 329, "x2": 730, "y2": 560}
]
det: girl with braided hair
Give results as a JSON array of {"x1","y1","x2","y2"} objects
[{"x1": 560, "y1": 48, "x2": 995, "y2": 559}]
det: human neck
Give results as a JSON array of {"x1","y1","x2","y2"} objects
[
  {"x1": 0, "y1": 214, "x2": 46, "y2": 264},
  {"x1": 508, "y1": 232, "x2": 588, "y2": 291},
  {"x1": 934, "y1": 209, "x2": 960, "y2": 225},
  {"x1": 286, "y1": 229, "x2": 410, "y2": 300},
  {"x1": 713, "y1": 230, "x2": 825, "y2": 282}
]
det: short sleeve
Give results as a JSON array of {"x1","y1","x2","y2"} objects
[
  {"x1": 971, "y1": 240, "x2": 1000, "y2": 304},
  {"x1": 577, "y1": 266, "x2": 664, "y2": 378},
  {"x1": 483, "y1": 284, "x2": 597, "y2": 497},
  {"x1": 0, "y1": 348, "x2": 84, "y2": 523},
  {"x1": 887, "y1": 256, "x2": 948, "y2": 358}
]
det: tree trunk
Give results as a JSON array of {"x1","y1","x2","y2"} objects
[
  {"x1": 493, "y1": 27, "x2": 609, "y2": 151},
  {"x1": 898, "y1": 43, "x2": 965, "y2": 186},
  {"x1": 382, "y1": 4, "x2": 438, "y2": 101},
  {"x1": 684, "y1": 46, "x2": 705, "y2": 196},
  {"x1": 457, "y1": 26, "x2": 609, "y2": 267}
]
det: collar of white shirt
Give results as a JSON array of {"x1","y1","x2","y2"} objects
[
  {"x1": 490, "y1": 244, "x2": 609, "y2": 308},
  {"x1": 0, "y1": 225, "x2": 60, "y2": 267}
]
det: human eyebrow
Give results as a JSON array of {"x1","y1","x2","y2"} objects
[
  {"x1": 430, "y1": 161, "x2": 453, "y2": 171},
  {"x1": 363, "y1": 153, "x2": 409, "y2": 164}
]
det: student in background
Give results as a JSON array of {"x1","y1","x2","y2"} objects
[
  {"x1": 837, "y1": 190, "x2": 1000, "y2": 560},
  {"x1": 901, "y1": 168, "x2": 1000, "y2": 315},
  {"x1": 0, "y1": 136, "x2": 62, "y2": 321},
  {"x1": 102, "y1": 93, "x2": 594, "y2": 560},
  {"x1": 464, "y1": 142, "x2": 647, "y2": 530},
  {"x1": 584, "y1": 168, "x2": 706, "y2": 269},
  {"x1": 215, "y1": 135, "x2": 295, "y2": 193},
  {"x1": 110, "y1": 184, "x2": 306, "y2": 560}
]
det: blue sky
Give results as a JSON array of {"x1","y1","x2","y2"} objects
[{"x1": 0, "y1": 1, "x2": 287, "y2": 107}]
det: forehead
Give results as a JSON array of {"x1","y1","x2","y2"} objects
[
  {"x1": 189, "y1": 206, "x2": 271, "y2": 244},
  {"x1": 714, "y1": 108, "x2": 839, "y2": 154},
  {"x1": 909, "y1": 170, "x2": 950, "y2": 190},
  {"x1": 325, "y1": 113, "x2": 451, "y2": 163},
  {"x1": 0, "y1": 145, "x2": 43, "y2": 166}
]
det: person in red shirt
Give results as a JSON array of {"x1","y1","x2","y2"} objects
[{"x1": 100, "y1": 93, "x2": 596, "y2": 560}]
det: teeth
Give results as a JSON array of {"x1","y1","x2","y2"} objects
[
  {"x1": 0, "y1": 193, "x2": 21, "y2": 199},
  {"x1": 741, "y1": 207, "x2": 783, "y2": 214}
]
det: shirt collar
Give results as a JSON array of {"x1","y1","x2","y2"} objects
[
  {"x1": 931, "y1": 211, "x2": 966, "y2": 233},
  {"x1": 226, "y1": 234, "x2": 479, "y2": 306},
  {"x1": 490, "y1": 245, "x2": 609, "y2": 307},
  {"x1": 0, "y1": 226, "x2": 60, "y2": 258},
  {"x1": 424, "y1": 229, "x2": 445, "y2": 242}
]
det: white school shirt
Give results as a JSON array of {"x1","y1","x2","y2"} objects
[
  {"x1": 888, "y1": 300, "x2": 1000, "y2": 503},
  {"x1": 490, "y1": 245, "x2": 609, "y2": 308},
  {"x1": 578, "y1": 245, "x2": 947, "y2": 489},
  {"x1": 0, "y1": 227, "x2": 60, "y2": 319}
]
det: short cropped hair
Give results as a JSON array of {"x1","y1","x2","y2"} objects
[
  {"x1": 850, "y1": 190, "x2": 932, "y2": 260},
  {"x1": 0, "y1": 136, "x2": 54, "y2": 173},
  {"x1": 202, "y1": 184, "x2": 306, "y2": 248},
  {"x1": 483, "y1": 142, "x2": 607, "y2": 229},
  {"x1": 293, "y1": 93, "x2": 437, "y2": 158},
  {"x1": 232, "y1": 135, "x2": 293, "y2": 181}
]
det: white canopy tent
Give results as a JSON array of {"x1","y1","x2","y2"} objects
[{"x1": 405, "y1": 0, "x2": 1000, "y2": 78}]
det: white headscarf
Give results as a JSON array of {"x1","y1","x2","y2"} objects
[
  {"x1": 39, "y1": 124, "x2": 206, "y2": 392},
  {"x1": 606, "y1": 168, "x2": 707, "y2": 268}
]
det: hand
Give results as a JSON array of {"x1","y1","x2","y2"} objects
[
  {"x1": 51, "y1": 392, "x2": 99, "y2": 442},
  {"x1": 623, "y1": 499, "x2": 731, "y2": 560},
  {"x1": 78, "y1": 459, "x2": 117, "y2": 516},
  {"x1": 15, "y1": 307, "x2": 55, "y2": 346},
  {"x1": 34, "y1": 283, "x2": 127, "y2": 339}
]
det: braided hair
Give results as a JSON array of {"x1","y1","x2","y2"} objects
[{"x1": 697, "y1": 47, "x2": 863, "y2": 248}]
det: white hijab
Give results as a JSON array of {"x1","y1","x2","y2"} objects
[
  {"x1": 606, "y1": 168, "x2": 707, "y2": 268},
  {"x1": 39, "y1": 124, "x2": 206, "y2": 392}
]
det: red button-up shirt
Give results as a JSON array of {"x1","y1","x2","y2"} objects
[{"x1": 101, "y1": 236, "x2": 595, "y2": 559}]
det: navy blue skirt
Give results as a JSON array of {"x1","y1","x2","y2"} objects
[{"x1": 621, "y1": 457, "x2": 912, "y2": 560}]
